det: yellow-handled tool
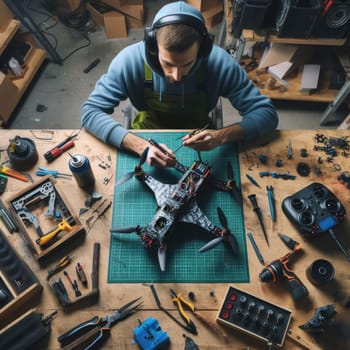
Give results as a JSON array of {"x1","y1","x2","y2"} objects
[
  {"x1": 0, "y1": 164, "x2": 28, "y2": 182},
  {"x1": 37, "y1": 217, "x2": 75, "y2": 246},
  {"x1": 170, "y1": 289, "x2": 197, "y2": 334}
]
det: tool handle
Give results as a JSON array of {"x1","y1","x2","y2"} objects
[
  {"x1": 248, "y1": 193, "x2": 259, "y2": 209},
  {"x1": 173, "y1": 298, "x2": 191, "y2": 324},
  {"x1": 37, "y1": 220, "x2": 73, "y2": 246},
  {"x1": 0, "y1": 166, "x2": 28, "y2": 182},
  {"x1": 44, "y1": 140, "x2": 75, "y2": 162},
  {"x1": 194, "y1": 310, "x2": 229, "y2": 342},
  {"x1": 62, "y1": 327, "x2": 108, "y2": 350},
  {"x1": 91, "y1": 243, "x2": 100, "y2": 291},
  {"x1": 285, "y1": 274, "x2": 309, "y2": 301},
  {"x1": 58, "y1": 316, "x2": 101, "y2": 346}
]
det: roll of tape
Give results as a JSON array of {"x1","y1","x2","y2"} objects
[{"x1": 306, "y1": 259, "x2": 335, "y2": 286}]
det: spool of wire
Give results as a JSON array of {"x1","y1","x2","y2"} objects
[
  {"x1": 306, "y1": 259, "x2": 335, "y2": 286},
  {"x1": 7, "y1": 136, "x2": 38, "y2": 171}
]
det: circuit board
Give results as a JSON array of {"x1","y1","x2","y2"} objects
[{"x1": 108, "y1": 131, "x2": 248, "y2": 283}]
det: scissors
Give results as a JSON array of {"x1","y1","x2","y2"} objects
[{"x1": 57, "y1": 297, "x2": 142, "y2": 349}]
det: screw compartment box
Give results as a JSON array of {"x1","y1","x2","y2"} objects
[
  {"x1": 216, "y1": 285, "x2": 292, "y2": 347},
  {"x1": 6, "y1": 176, "x2": 85, "y2": 262}
]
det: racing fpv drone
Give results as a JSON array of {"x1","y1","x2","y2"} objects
[{"x1": 110, "y1": 147, "x2": 242, "y2": 271}]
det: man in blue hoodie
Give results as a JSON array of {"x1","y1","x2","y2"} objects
[{"x1": 82, "y1": 1, "x2": 278, "y2": 167}]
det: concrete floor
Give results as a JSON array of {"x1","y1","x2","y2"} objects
[{"x1": 6, "y1": 0, "x2": 349, "y2": 130}]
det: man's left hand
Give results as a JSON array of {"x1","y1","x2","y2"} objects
[{"x1": 182, "y1": 130, "x2": 221, "y2": 151}]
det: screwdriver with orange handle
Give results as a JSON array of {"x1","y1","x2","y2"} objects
[
  {"x1": 0, "y1": 164, "x2": 28, "y2": 182},
  {"x1": 37, "y1": 216, "x2": 76, "y2": 246}
]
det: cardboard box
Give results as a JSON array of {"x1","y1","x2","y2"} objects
[
  {"x1": 0, "y1": 71, "x2": 18, "y2": 124},
  {"x1": 87, "y1": 2, "x2": 105, "y2": 27},
  {"x1": 125, "y1": 15, "x2": 143, "y2": 29},
  {"x1": 87, "y1": 3, "x2": 128, "y2": 38},
  {"x1": 186, "y1": 0, "x2": 221, "y2": 12},
  {"x1": 0, "y1": 0, "x2": 13, "y2": 32},
  {"x1": 104, "y1": 11, "x2": 127, "y2": 39},
  {"x1": 102, "y1": 0, "x2": 144, "y2": 22},
  {"x1": 300, "y1": 64, "x2": 321, "y2": 95},
  {"x1": 203, "y1": 4, "x2": 224, "y2": 29}
]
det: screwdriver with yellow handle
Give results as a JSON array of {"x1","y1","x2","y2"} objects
[
  {"x1": 37, "y1": 216, "x2": 76, "y2": 246},
  {"x1": 0, "y1": 164, "x2": 28, "y2": 182}
]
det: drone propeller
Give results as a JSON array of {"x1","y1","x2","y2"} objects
[
  {"x1": 227, "y1": 162, "x2": 242, "y2": 204},
  {"x1": 158, "y1": 246, "x2": 167, "y2": 272},
  {"x1": 115, "y1": 147, "x2": 149, "y2": 186},
  {"x1": 199, "y1": 207, "x2": 238, "y2": 254},
  {"x1": 110, "y1": 226, "x2": 139, "y2": 234},
  {"x1": 217, "y1": 206, "x2": 228, "y2": 229},
  {"x1": 199, "y1": 236, "x2": 223, "y2": 253}
]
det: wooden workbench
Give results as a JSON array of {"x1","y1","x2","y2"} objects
[{"x1": 1, "y1": 129, "x2": 350, "y2": 349}]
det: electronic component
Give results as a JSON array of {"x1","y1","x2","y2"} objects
[
  {"x1": 217, "y1": 286, "x2": 292, "y2": 348},
  {"x1": 133, "y1": 317, "x2": 169, "y2": 350}
]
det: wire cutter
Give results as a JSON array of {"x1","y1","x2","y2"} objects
[
  {"x1": 57, "y1": 297, "x2": 143, "y2": 349},
  {"x1": 170, "y1": 288, "x2": 197, "y2": 335}
]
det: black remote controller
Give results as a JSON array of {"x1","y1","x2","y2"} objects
[{"x1": 282, "y1": 183, "x2": 346, "y2": 237}]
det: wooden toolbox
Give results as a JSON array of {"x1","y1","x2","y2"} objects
[
  {"x1": 0, "y1": 229, "x2": 42, "y2": 327},
  {"x1": 6, "y1": 176, "x2": 85, "y2": 263}
]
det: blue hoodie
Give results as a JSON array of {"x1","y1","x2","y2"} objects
[{"x1": 81, "y1": 1, "x2": 278, "y2": 148}]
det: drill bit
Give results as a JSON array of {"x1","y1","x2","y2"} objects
[
  {"x1": 247, "y1": 231, "x2": 265, "y2": 265},
  {"x1": 278, "y1": 233, "x2": 299, "y2": 250},
  {"x1": 248, "y1": 194, "x2": 269, "y2": 246},
  {"x1": 246, "y1": 174, "x2": 260, "y2": 188},
  {"x1": 266, "y1": 185, "x2": 276, "y2": 221}
]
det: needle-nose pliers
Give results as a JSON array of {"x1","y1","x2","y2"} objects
[{"x1": 57, "y1": 297, "x2": 143, "y2": 349}]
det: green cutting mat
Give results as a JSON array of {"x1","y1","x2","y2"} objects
[{"x1": 108, "y1": 132, "x2": 248, "y2": 283}]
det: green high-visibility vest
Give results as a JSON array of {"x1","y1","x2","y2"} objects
[{"x1": 132, "y1": 63, "x2": 213, "y2": 129}]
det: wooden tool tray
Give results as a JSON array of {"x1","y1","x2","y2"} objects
[
  {"x1": 6, "y1": 176, "x2": 85, "y2": 263},
  {"x1": 0, "y1": 229, "x2": 42, "y2": 327}
]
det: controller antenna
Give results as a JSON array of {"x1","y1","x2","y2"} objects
[{"x1": 328, "y1": 228, "x2": 350, "y2": 262}]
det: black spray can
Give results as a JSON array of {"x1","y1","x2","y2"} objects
[{"x1": 69, "y1": 154, "x2": 95, "y2": 191}]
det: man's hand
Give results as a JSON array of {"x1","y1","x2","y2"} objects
[
  {"x1": 147, "y1": 143, "x2": 176, "y2": 167},
  {"x1": 121, "y1": 132, "x2": 176, "y2": 167},
  {"x1": 182, "y1": 130, "x2": 221, "y2": 151},
  {"x1": 182, "y1": 125, "x2": 245, "y2": 151}
]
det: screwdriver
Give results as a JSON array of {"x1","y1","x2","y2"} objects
[
  {"x1": 0, "y1": 164, "x2": 28, "y2": 182},
  {"x1": 248, "y1": 194, "x2": 269, "y2": 246},
  {"x1": 36, "y1": 167, "x2": 72, "y2": 178}
]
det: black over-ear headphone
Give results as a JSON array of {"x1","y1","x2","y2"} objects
[{"x1": 144, "y1": 14, "x2": 214, "y2": 59}]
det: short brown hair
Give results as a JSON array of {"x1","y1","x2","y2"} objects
[{"x1": 156, "y1": 24, "x2": 201, "y2": 52}]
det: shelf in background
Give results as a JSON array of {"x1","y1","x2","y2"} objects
[
  {"x1": 242, "y1": 29, "x2": 347, "y2": 47},
  {"x1": 0, "y1": 19, "x2": 20, "y2": 55}
]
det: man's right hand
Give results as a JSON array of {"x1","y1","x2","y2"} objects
[{"x1": 121, "y1": 132, "x2": 176, "y2": 168}]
